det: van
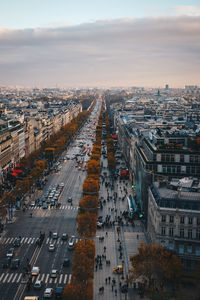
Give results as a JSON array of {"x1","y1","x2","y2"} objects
[{"x1": 24, "y1": 297, "x2": 39, "y2": 300}]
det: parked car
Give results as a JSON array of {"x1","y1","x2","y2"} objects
[
  {"x1": 67, "y1": 197, "x2": 72, "y2": 203},
  {"x1": 44, "y1": 288, "x2": 53, "y2": 298}
]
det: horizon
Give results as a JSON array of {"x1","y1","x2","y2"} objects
[{"x1": 0, "y1": 1, "x2": 200, "y2": 88}]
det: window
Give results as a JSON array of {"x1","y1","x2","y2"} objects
[
  {"x1": 180, "y1": 154, "x2": 184, "y2": 163},
  {"x1": 161, "y1": 227, "x2": 166, "y2": 236},
  {"x1": 188, "y1": 229, "x2": 192, "y2": 239},
  {"x1": 179, "y1": 244, "x2": 184, "y2": 254},
  {"x1": 168, "y1": 241, "x2": 174, "y2": 250},
  {"x1": 197, "y1": 218, "x2": 200, "y2": 226},
  {"x1": 196, "y1": 228, "x2": 200, "y2": 240},
  {"x1": 170, "y1": 215, "x2": 174, "y2": 223},
  {"x1": 196, "y1": 246, "x2": 200, "y2": 256},
  {"x1": 180, "y1": 216, "x2": 185, "y2": 224},
  {"x1": 169, "y1": 227, "x2": 174, "y2": 237},
  {"x1": 180, "y1": 228, "x2": 184, "y2": 238},
  {"x1": 188, "y1": 217, "x2": 193, "y2": 225},
  {"x1": 161, "y1": 215, "x2": 166, "y2": 222},
  {"x1": 187, "y1": 245, "x2": 192, "y2": 254}
]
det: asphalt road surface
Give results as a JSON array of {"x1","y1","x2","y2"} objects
[{"x1": 0, "y1": 100, "x2": 102, "y2": 300}]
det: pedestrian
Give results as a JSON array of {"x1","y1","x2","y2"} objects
[
  {"x1": 104, "y1": 246, "x2": 106, "y2": 252},
  {"x1": 137, "y1": 234, "x2": 139, "y2": 239},
  {"x1": 115, "y1": 289, "x2": 117, "y2": 296},
  {"x1": 108, "y1": 276, "x2": 111, "y2": 283},
  {"x1": 105, "y1": 278, "x2": 107, "y2": 284},
  {"x1": 112, "y1": 285, "x2": 114, "y2": 291},
  {"x1": 106, "y1": 231, "x2": 108, "y2": 236},
  {"x1": 95, "y1": 265, "x2": 98, "y2": 271}
]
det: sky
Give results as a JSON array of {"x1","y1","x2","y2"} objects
[{"x1": 0, "y1": 0, "x2": 200, "y2": 88}]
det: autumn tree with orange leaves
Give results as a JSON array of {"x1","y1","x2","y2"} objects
[{"x1": 129, "y1": 243, "x2": 182, "y2": 295}]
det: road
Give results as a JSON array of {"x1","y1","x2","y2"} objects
[{"x1": 0, "y1": 100, "x2": 102, "y2": 300}]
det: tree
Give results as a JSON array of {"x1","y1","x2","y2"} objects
[
  {"x1": 15, "y1": 179, "x2": 31, "y2": 196},
  {"x1": 87, "y1": 160, "x2": 100, "y2": 176},
  {"x1": 83, "y1": 178, "x2": 99, "y2": 195},
  {"x1": 78, "y1": 212, "x2": 97, "y2": 237},
  {"x1": 129, "y1": 243, "x2": 182, "y2": 294}
]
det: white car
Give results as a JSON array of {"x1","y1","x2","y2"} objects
[
  {"x1": 31, "y1": 266, "x2": 40, "y2": 276},
  {"x1": 44, "y1": 287, "x2": 53, "y2": 298},
  {"x1": 48, "y1": 244, "x2": 55, "y2": 252},
  {"x1": 68, "y1": 236, "x2": 75, "y2": 250},
  {"x1": 50, "y1": 269, "x2": 58, "y2": 278},
  {"x1": 52, "y1": 232, "x2": 58, "y2": 239}
]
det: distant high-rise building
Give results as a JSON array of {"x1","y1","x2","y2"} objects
[{"x1": 165, "y1": 84, "x2": 169, "y2": 90}]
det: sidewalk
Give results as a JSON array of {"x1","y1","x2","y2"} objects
[{"x1": 94, "y1": 160, "x2": 148, "y2": 300}]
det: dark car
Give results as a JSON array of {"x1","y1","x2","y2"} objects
[
  {"x1": 55, "y1": 286, "x2": 63, "y2": 299},
  {"x1": 63, "y1": 258, "x2": 70, "y2": 267},
  {"x1": 2, "y1": 257, "x2": 11, "y2": 268},
  {"x1": 10, "y1": 258, "x2": 20, "y2": 269},
  {"x1": 13, "y1": 238, "x2": 21, "y2": 247},
  {"x1": 67, "y1": 197, "x2": 72, "y2": 203},
  {"x1": 61, "y1": 233, "x2": 68, "y2": 241}
]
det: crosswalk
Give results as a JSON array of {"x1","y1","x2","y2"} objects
[
  {"x1": 29, "y1": 205, "x2": 79, "y2": 210},
  {"x1": 0, "y1": 272, "x2": 72, "y2": 285},
  {"x1": 0, "y1": 237, "x2": 81, "y2": 246}
]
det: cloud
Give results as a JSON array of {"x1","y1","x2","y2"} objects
[
  {"x1": 0, "y1": 16, "x2": 199, "y2": 87},
  {"x1": 172, "y1": 5, "x2": 200, "y2": 16}
]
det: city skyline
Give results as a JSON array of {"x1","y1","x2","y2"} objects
[{"x1": 0, "y1": 1, "x2": 200, "y2": 88}]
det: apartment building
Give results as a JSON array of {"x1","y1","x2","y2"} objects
[{"x1": 147, "y1": 178, "x2": 200, "y2": 272}]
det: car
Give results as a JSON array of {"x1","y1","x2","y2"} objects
[
  {"x1": 42, "y1": 203, "x2": 48, "y2": 209},
  {"x1": 52, "y1": 232, "x2": 58, "y2": 239},
  {"x1": 31, "y1": 266, "x2": 40, "y2": 276},
  {"x1": 63, "y1": 258, "x2": 70, "y2": 267},
  {"x1": 13, "y1": 238, "x2": 21, "y2": 247},
  {"x1": 44, "y1": 288, "x2": 53, "y2": 298},
  {"x1": 48, "y1": 244, "x2": 55, "y2": 252},
  {"x1": 30, "y1": 201, "x2": 36, "y2": 207},
  {"x1": 67, "y1": 197, "x2": 72, "y2": 203},
  {"x1": 113, "y1": 265, "x2": 123, "y2": 274},
  {"x1": 10, "y1": 258, "x2": 20, "y2": 269},
  {"x1": 7, "y1": 248, "x2": 15, "y2": 258},
  {"x1": 2, "y1": 257, "x2": 11, "y2": 268},
  {"x1": 34, "y1": 280, "x2": 43, "y2": 289},
  {"x1": 50, "y1": 269, "x2": 58, "y2": 278},
  {"x1": 68, "y1": 236, "x2": 75, "y2": 250},
  {"x1": 37, "y1": 201, "x2": 43, "y2": 207},
  {"x1": 59, "y1": 183, "x2": 64, "y2": 187},
  {"x1": 50, "y1": 200, "x2": 55, "y2": 206},
  {"x1": 61, "y1": 233, "x2": 68, "y2": 240},
  {"x1": 55, "y1": 286, "x2": 63, "y2": 299}
]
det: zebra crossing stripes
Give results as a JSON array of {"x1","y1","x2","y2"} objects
[
  {"x1": 29, "y1": 205, "x2": 79, "y2": 210},
  {"x1": 0, "y1": 272, "x2": 72, "y2": 285},
  {"x1": 0, "y1": 237, "x2": 81, "y2": 245}
]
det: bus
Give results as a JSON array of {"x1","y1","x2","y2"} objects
[{"x1": 127, "y1": 195, "x2": 137, "y2": 219}]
